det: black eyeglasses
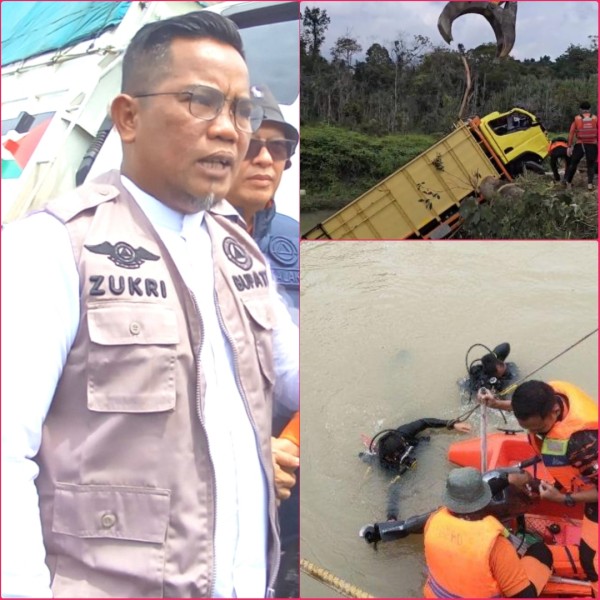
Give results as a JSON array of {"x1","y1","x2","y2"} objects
[
  {"x1": 246, "y1": 138, "x2": 297, "y2": 161},
  {"x1": 133, "y1": 85, "x2": 264, "y2": 133}
]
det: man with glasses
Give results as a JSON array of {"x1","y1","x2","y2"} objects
[
  {"x1": 227, "y1": 84, "x2": 300, "y2": 598},
  {"x1": 227, "y1": 85, "x2": 299, "y2": 325},
  {"x1": 2, "y1": 11, "x2": 298, "y2": 599}
]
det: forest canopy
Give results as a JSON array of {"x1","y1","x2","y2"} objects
[{"x1": 301, "y1": 6, "x2": 598, "y2": 135}]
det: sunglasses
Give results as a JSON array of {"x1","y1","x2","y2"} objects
[{"x1": 245, "y1": 138, "x2": 297, "y2": 162}]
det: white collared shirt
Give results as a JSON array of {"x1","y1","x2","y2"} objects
[{"x1": 1, "y1": 176, "x2": 298, "y2": 598}]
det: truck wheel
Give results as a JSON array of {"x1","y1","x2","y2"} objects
[
  {"x1": 508, "y1": 159, "x2": 545, "y2": 177},
  {"x1": 522, "y1": 161, "x2": 546, "y2": 175}
]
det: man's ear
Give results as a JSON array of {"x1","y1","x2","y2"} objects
[{"x1": 111, "y1": 94, "x2": 139, "y2": 143}]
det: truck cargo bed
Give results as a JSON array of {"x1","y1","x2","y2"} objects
[{"x1": 303, "y1": 122, "x2": 499, "y2": 240}]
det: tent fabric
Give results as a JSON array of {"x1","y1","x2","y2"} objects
[{"x1": 1, "y1": 2, "x2": 131, "y2": 66}]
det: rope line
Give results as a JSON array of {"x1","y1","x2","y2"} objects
[
  {"x1": 499, "y1": 328, "x2": 598, "y2": 397},
  {"x1": 450, "y1": 328, "x2": 598, "y2": 425},
  {"x1": 300, "y1": 558, "x2": 375, "y2": 598}
]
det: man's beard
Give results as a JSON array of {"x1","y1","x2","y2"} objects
[{"x1": 191, "y1": 192, "x2": 217, "y2": 212}]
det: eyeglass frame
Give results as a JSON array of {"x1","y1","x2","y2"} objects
[{"x1": 131, "y1": 84, "x2": 264, "y2": 133}]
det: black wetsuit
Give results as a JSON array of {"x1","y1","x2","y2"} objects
[
  {"x1": 395, "y1": 418, "x2": 453, "y2": 445},
  {"x1": 361, "y1": 418, "x2": 455, "y2": 519},
  {"x1": 464, "y1": 362, "x2": 519, "y2": 395}
]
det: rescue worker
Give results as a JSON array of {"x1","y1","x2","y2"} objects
[
  {"x1": 464, "y1": 342, "x2": 518, "y2": 395},
  {"x1": 547, "y1": 137, "x2": 570, "y2": 183},
  {"x1": 565, "y1": 101, "x2": 598, "y2": 191},
  {"x1": 360, "y1": 417, "x2": 471, "y2": 520},
  {"x1": 479, "y1": 380, "x2": 598, "y2": 595},
  {"x1": 227, "y1": 84, "x2": 299, "y2": 324},
  {"x1": 424, "y1": 467, "x2": 553, "y2": 598}
]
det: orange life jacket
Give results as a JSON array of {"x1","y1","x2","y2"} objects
[
  {"x1": 548, "y1": 140, "x2": 568, "y2": 153},
  {"x1": 424, "y1": 508, "x2": 506, "y2": 598},
  {"x1": 527, "y1": 381, "x2": 598, "y2": 493},
  {"x1": 573, "y1": 113, "x2": 598, "y2": 144},
  {"x1": 279, "y1": 412, "x2": 299, "y2": 446}
]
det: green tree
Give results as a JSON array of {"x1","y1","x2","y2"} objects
[
  {"x1": 302, "y1": 7, "x2": 330, "y2": 60},
  {"x1": 330, "y1": 35, "x2": 362, "y2": 67}
]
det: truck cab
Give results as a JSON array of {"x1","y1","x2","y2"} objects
[{"x1": 477, "y1": 108, "x2": 549, "y2": 175}]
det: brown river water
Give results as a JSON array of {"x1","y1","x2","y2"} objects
[{"x1": 299, "y1": 241, "x2": 598, "y2": 598}]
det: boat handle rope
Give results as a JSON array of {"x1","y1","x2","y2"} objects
[
  {"x1": 448, "y1": 328, "x2": 598, "y2": 427},
  {"x1": 300, "y1": 558, "x2": 375, "y2": 598}
]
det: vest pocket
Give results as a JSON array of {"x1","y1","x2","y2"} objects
[
  {"x1": 242, "y1": 297, "x2": 276, "y2": 385},
  {"x1": 50, "y1": 483, "x2": 170, "y2": 597},
  {"x1": 87, "y1": 302, "x2": 179, "y2": 412}
]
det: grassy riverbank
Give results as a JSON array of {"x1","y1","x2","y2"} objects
[{"x1": 300, "y1": 124, "x2": 436, "y2": 212}]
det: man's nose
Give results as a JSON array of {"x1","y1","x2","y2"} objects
[
  {"x1": 208, "y1": 106, "x2": 239, "y2": 140},
  {"x1": 254, "y1": 144, "x2": 274, "y2": 165}
]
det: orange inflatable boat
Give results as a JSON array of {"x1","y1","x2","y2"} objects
[{"x1": 449, "y1": 431, "x2": 591, "y2": 597}]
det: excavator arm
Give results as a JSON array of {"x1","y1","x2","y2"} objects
[{"x1": 438, "y1": 1, "x2": 518, "y2": 58}]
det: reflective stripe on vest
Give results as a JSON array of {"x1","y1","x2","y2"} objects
[
  {"x1": 427, "y1": 573, "x2": 501, "y2": 598},
  {"x1": 528, "y1": 380, "x2": 598, "y2": 492},
  {"x1": 574, "y1": 114, "x2": 598, "y2": 144}
]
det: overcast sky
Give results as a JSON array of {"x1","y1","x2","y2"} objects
[{"x1": 301, "y1": 1, "x2": 598, "y2": 62}]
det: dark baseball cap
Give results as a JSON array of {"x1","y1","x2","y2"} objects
[{"x1": 250, "y1": 84, "x2": 299, "y2": 147}]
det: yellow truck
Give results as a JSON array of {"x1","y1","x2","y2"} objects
[{"x1": 303, "y1": 108, "x2": 550, "y2": 240}]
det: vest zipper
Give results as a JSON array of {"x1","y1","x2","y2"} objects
[
  {"x1": 213, "y1": 289, "x2": 281, "y2": 594},
  {"x1": 188, "y1": 290, "x2": 219, "y2": 598}
]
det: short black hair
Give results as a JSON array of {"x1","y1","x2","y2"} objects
[
  {"x1": 122, "y1": 11, "x2": 244, "y2": 94},
  {"x1": 580, "y1": 101, "x2": 592, "y2": 111},
  {"x1": 511, "y1": 381, "x2": 558, "y2": 420}
]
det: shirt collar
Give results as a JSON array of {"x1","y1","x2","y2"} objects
[{"x1": 120, "y1": 175, "x2": 205, "y2": 239}]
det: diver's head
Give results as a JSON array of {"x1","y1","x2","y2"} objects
[
  {"x1": 482, "y1": 353, "x2": 506, "y2": 378},
  {"x1": 377, "y1": 432, "x2": 408, "y2": 471}
]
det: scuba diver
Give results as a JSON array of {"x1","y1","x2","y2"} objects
[
  {"x1": 462, "y1": 342, "x2": 519, "y2": 398},
  {"x1": 359, "y1": 417, "x2": 471, "y2": 520}
]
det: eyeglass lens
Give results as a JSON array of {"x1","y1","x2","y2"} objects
[
  {"x1": 188, "y1": 85, "x2": 263, "y2": 133},
  {"x1": 246, "y1": 139, "x2": 296, "y2": 161}
]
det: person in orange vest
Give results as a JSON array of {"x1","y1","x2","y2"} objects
[
  {"x1": 423, "y1": 467, "x2": 553, "y2": 598},
  {"x1": 547, "y1": 137, "x2": 570, "y2": 183},
  {"x1": 564, "y1": 101, "x2": 598, "y2": 191},
  {"x1": 423, "y1": 467, "x2": 552, "y2": 598},
  {"x1": 479, "y1": 380, "x2": 598, "y2": 595}
]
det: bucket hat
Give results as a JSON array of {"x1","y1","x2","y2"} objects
[
  {"x1": 250, "y1": 84, "x2": 299, "y2": 145},
  {"x1": 442, "y1": 467, "x2": 492, "y2": 514}
]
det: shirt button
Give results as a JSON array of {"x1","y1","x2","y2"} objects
[
  {"x1": 100, "y1": 513, "x2": 117, "y2": 528},
  {"x1": 129, "y1": 322, "x2": 141, "y2": 335}
]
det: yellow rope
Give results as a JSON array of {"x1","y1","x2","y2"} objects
[{"x1": 300, "y1": 558, "x2": 375, "y2": 598}]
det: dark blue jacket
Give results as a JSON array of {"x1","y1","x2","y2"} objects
[{"x1": 253, "y1": 203, "x2": 299, "y2": 323}]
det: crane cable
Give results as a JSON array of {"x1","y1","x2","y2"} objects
[{"x1": 300, "y1": 558, "x2": 374, "y2": 598}]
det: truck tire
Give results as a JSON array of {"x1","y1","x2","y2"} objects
[
  {"x1": 507, "y1": 158, "x2": 545, "y2": 177},
  {"x1": 522, "y1": 160, "x2": 546, "y2": 175}
]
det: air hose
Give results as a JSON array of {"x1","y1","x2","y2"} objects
[{"x1": 451, "y1": 329, "x2": 598, "y2": 426}]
